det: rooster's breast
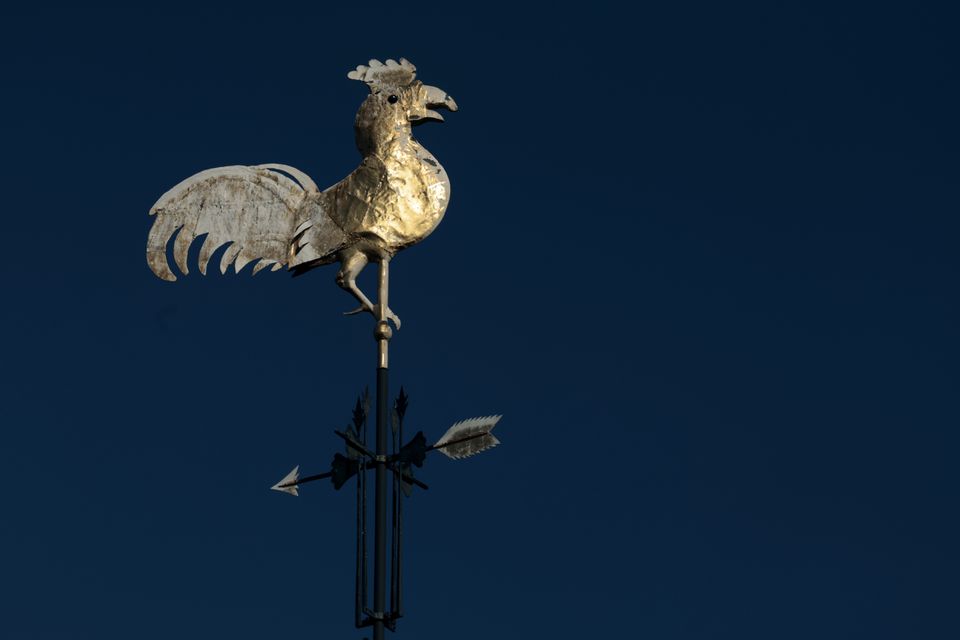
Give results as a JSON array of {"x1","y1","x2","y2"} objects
[
  {"x1": 330, "y1": 145, "x2": 450, "y2": 253},
  {"x1": 378, "y1": 148, "x2": 450, "y2": 249}
]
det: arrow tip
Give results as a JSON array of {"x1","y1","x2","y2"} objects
[{"x1": 271, "y1": 465, "x2": 300, "y2": 496}]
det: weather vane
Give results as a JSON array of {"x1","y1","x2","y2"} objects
[{"x1": 145, "y1": 58, "x2": 503, "y2": 640}]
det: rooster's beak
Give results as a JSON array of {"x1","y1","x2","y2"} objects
[{"x1": 411, "y1": 85, "x2": 458, "y2": 124}]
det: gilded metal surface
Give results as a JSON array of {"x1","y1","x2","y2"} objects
[
  {"x1": 146, "y1": 58, "x2": 457, "y2": 328},
  {"x1": 376, "y1": 261, "x2": 391, "y2": 367}
]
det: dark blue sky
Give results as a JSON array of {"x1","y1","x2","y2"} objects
[{"x1": 1, "y1": 2, "x2": 957, "y2": 638}]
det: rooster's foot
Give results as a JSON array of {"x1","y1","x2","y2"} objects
[{"x1": 344, "y1": 304, "x2": 401, "y2": 330}]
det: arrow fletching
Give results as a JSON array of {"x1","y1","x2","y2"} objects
[
  {"x1": 432, "y1": 415, "x2": 502, "y2": 460},
  {"x1": 271, "y1": 465, "x2": 300, "y2": 496}
]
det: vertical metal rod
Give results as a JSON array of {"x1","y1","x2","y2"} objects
[
  {"x1": 390, "y1": 408, "x2": 399, "y2": 617},
  {"x1": 396, "y1": 405, "x2": 404, "y2": 618},
  {"x1": 355, "y1": 450, "x2": 363, "y2": 627},
  {"x1": 373, "y1": 259, "x2": 390, "y2": 640},
  {"x1": 357, "y1": 398, "x2": 369, "y2": 627},
  {"x1": 362, "y1": 416, "x2": 368, "y2": 612}
]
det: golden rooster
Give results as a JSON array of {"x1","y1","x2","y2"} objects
[{"x1": 146, "y1": 58, "x2": 458, "y2": 329}]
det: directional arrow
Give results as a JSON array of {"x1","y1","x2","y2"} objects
[
  {"x1": 270, "y1": 465, "x2": 335, "y2": 496},
  {"x1": 270, "y1": 461, "x2": 426, "y2": 495}
]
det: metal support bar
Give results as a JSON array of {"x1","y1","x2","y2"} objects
[
  {"x1": 355, "y1": 397, "x2": 370, "y2": 629},
  {"x1": 335, "y1": 430, "x2": 376, "y2": 460},
  {"x1": 355, "y1": 454, "x2": 364, "y2": 628},
  {"x1": 390, "y1": 409, "x2": 399, "y2": 620},
  {"x1": 372, "y1": 259, "x2": 390, "y2": 640},
  {"x1": 395, "y1": 399, "x2": 405, "y2": 620}
]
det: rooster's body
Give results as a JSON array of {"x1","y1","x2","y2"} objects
[{"x1": 146, "y1": 58, "x2": 457, "y2": 327}]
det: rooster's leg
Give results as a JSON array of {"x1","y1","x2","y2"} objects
[{"x1": 338, "y1": 251, "x2": 401, "y2": 329}]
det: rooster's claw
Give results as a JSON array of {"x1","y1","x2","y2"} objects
[{"x1": 344, "y1": 304, "x2": 401, "y2": 330}]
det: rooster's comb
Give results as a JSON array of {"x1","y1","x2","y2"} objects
[{"x1": 348, "y1": 58, "x2": 417, "y2": 87}]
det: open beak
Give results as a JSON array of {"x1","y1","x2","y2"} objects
[{"x1": 411, "y1": 85, "x2": 458, "y2": 125}]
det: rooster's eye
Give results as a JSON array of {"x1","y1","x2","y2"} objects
[{"x1": 387, "y1": 95, "x2": 399, "y2": 104}]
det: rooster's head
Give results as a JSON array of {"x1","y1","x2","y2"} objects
[{"x1": 349, "y1": 58, "x2": 458, "y2": 154}]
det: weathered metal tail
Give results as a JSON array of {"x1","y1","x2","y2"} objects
[{"x1": 146, "y1": 164, "x2": 317, "y2": 281}]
